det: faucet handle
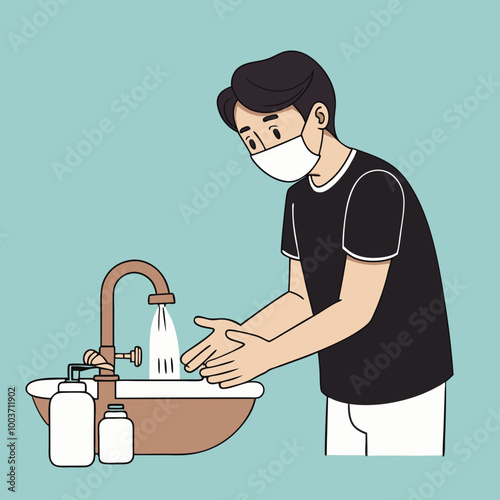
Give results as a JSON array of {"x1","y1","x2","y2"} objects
[{"x1": 115, "y1": 346, "x2": 142, "y2": 367}]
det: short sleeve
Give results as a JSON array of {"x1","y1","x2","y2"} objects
[
  {"x1": 281, "y1": 191, "x2": 300, "y2": 259},
  {"x1": 342, "y1": 170, "x2": 405, "y2": 261}
]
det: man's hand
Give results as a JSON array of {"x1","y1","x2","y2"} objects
[
  {"x1": 181, "y1": 317, "x2": 243, "y2": 373},
  {"x1": 199, "y1": 330, "x2": 274, "y2": 388}
]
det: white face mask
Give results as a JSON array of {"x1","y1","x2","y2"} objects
[{"x1": 250, "y1": 135, "x2": 320, "y2": 182}]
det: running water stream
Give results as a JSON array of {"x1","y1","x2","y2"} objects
[{"x1": 149, "y1": 304, "x2": 180, "y2": 379}]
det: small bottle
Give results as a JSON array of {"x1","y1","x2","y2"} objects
[
  {"x1": 49, "y1": 364, "x2": 96, "y2": 467},
  {"x1": 98, "y1": 404, "x2": 134, "y2": 464}
]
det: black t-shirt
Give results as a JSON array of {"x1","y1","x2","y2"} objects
[{"x1": 281, "y1": 149, "x2": 453, "y2": 405}]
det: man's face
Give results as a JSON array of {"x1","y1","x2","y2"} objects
[{"x1": 234, "y1": 102, "x2": 306, "y2": 155}]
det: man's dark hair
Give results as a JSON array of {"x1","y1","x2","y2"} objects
[{"x1": 217, "y1": 50, "x2": 337, "y2": 138}]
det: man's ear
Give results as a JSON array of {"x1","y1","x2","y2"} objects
[
  {"x1": 302, "y1": 102, "x2": 329, "y2": 155},
  {"x1": 307, "y1": 102, "x2": 329, "y2": 130}
]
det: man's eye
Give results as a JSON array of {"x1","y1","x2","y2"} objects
[
  {"x1": 273, "y1": 129, "x2": 281, "y2": 140},
  {"x1": 249, "y1": 139, "x2": 257, "y2": 150}
]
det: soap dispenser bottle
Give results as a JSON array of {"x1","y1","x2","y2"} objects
[
  {"x1": 49, "y1": 364, "x2": 96, "y2": 467},
  {"x1": 98, "y1": 404, "x2": 134, "y2": 464}
]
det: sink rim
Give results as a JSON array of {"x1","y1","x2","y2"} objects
[{"x1": 26, "y1": 377, "x2": 265, "y2": 400}]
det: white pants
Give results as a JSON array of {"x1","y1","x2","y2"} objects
[{"x1": 326, "y1": 383, "x2": 446, "y2": 456}]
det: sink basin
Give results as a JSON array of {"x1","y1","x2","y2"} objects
[{"x1": 26, "y1": 378, "x2": 264, "y2": 455}]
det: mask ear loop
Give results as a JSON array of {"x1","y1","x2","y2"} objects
[{"x1": 300, "y1": 118, "x2": 322, "y2": 158}]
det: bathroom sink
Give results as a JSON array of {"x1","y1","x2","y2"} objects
[
  {"x1": 27, "y1": 261, "x2": 266, "y2": 458},
  {"x1": 27, "y1": 378, "x2": 264, "y2": 455}
]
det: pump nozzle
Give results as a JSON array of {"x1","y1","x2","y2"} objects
[{"x1": 67, "y1": 364, "x2": 98, "y2": 382}]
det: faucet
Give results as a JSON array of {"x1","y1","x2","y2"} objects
[{"x1": 95, "y1": 260, "x2": 175, "y2": 380}]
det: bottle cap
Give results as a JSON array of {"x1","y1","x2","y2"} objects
[{"x1": 58, "y1": 381, "x2": 87, "y2": 392}]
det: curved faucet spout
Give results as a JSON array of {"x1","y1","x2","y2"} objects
[{"x1": 99, "y1": 260, "x2": 175, "y2": 375}]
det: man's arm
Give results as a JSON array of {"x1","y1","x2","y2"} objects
[
  {"x1": 200, "y1": 256, "x2": 391, "y2": 387},
  {"x1": 181, "y1": 258, "x2": 311, "y2": 371},
  {"x1": 267, "y1": 255, "x2": 390, "y2": 364},
  {"x1": 241, "y1": 258, "x2": 312, "y2": 339}
]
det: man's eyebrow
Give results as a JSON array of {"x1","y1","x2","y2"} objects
[
  {"x1": 263, "y1": 114, "x2": 279, "y2": 122},
  {"x1": 239, "y1": 126, "x2": 250, "y2": 133}
]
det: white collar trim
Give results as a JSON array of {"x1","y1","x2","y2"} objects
[{"x1": 308, "y1": 149, "x2": 357, "y2": 193}]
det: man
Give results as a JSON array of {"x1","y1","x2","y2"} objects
[{"x1": 181, "y1": 51, "x2": 453, "y2": 456}]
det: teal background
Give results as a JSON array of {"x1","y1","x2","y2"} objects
[{"x1": 1, "y1": 0, "x2": 499, "y2": 498}]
